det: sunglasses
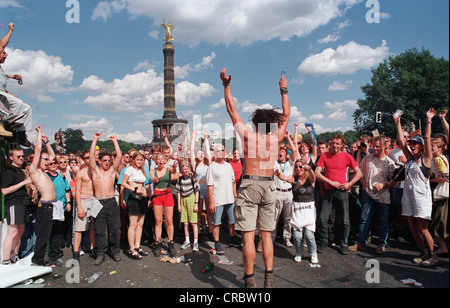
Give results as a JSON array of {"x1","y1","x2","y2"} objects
[
  {"x1": 59, "y1": 161, "x2": 68, "y2": 164},
  {"x1": 102, "y1": 159, "x2": 111, "y2": 162},
  {"x1": 49, "y1": 162, "x2": 57, "y2": 166}
]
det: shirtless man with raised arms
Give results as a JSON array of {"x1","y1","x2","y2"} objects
[
  {"x1": 88, "y1": 132, "x2": 122, "y2": 265},
  {"x1": 29, "y1": 126, "x2": 59, "y2": 266},
  {"x1": 72, "y1": 150, "x2": 96, "y2": 262},
  {"x1": 220, "y1": 69, "x2": 290, "y2": 288}
]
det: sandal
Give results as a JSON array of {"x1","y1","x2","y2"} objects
[
  {"x1": 127, "y1": 249, "x2": 142, "y2": 260},
  {"x1": 136, "y1": 247, "x2": 148, "y2": 256}
]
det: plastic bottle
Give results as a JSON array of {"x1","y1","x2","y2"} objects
[
  {"x1": 202, "y1": 262, "x2": 214, "y2": 273},
  {"x1": 393, "y1": 109, "x2": 403, "y2": 118},
  {"x1": 18, "y1": 78, "x2": 23, "y2": 85},
  {"x1": 87, "y1": 272, "x2": 102, "y2": 284}
]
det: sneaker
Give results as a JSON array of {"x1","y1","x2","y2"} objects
[
  {"x1": 317, "y1": 242, "x2": 327, "y2": 253},
  {"x1": 421, "y1": 252, "x2": 438, "y2": 268},
  {"x1": 153, "y1": 241, "x2": 162, "y2": 257},
  {"x1": 192, "y1": 242, "x2": 199, "y2": 252},
  {"x1": 181, "y1": 241, "x2": 191, "y2": 250},
  {"x1": 244, "y1": 276, "x2": 258, "y2": 288},
  {"x1": 376, "y1": 246, "x2": 386, "y2": 255},
  {"x1": 311, "y1": 252, "x2": 319, "y2": 264},
  {"x1": 339, "y1": 246, "x2": 349, "y2": 255},
  {"x1": 413, "y1": 248, "x2": 429, "y2": 264},
  {"x1": 264, "y1": 272, "x2": 274, "y2": 288},
  {"x1": 50, "y1": 258, "x2": 64, "y2": 267},
  {"x1": 229, "y1": 236, "x2": 242, "y2": 247},
  {"x1": 215, "y1": 242, "x2": 225, "y2": 255},
  {"x1": 348, "y1": 244, "x2": 367, "y2": 252},
  {"x1": 285, "y1": 239, "x2": 293, "y2": 247},
  {"x1": 294, "y1": 255, "x2": 302, "y2": 263},
  {"x1": 256, "y1": 240, "x2": 263, "y2": 253},
  {"x1": 112, "y1": 254, "x2": 121, "y2": 262},
  {"x1": 94, "y1": 255, "x2": 105, "y2": 266}
]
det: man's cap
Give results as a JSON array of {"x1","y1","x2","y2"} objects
[{"x1": 409, "y1": 135, "x2": 424, "y2": 145}]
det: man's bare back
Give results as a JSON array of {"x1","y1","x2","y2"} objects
[{"x1": 242, "y1": 131, "x2": 280, "y2": 177}]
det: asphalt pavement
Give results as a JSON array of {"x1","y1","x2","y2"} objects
[{"x1": 22, "y1": 229, "x2": 448, "y2": 290}]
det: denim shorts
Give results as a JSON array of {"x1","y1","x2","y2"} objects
[{"x1": 212, "y1": 203, "x2": 235, "y2": 225}]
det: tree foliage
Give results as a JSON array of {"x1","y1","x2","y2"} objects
[
  {"x1": 60, "y1": 128, "x2": 138, "y2": 154},
  {"x1": 353, "y1": 48, "x2": 449, "y2": 138}
]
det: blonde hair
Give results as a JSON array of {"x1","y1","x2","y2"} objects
[
  {"x1": 130, "y1": 152, "x2": 145, "y2": 175},
  {"x1": 293, "y1": 158, "x2": 309, "y2": 179}
]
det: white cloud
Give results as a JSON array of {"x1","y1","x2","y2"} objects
[
  {"x1": 323, "y1": 99, "x2": 358, "y2": 110},
  {"x1": 328, "y1": 110, "x2": 347, "y2": 120},
  {"x1": 328, "y1": 80, "x2": 354, "y2": 91},
  {"x1": 318, "y1": 33, "x2": 340, "y2": 44},
  {"x1": 67, "y1": 117, "x2": 114, "y2": 139},
  {"x1": 92, "y1": 0, "x2": 362, "y2": 46},
  {"x1": 80, "y1": 68, "x2": 216, "y2": 112},
  {"x1": 0, "y1": 0, "x2": 24, "y2": 8},
  {"x1": 114, "y1": 130, "x2": 150, "y2": 144},
  {"x1": 3, "y1": 48, "x2": 74, "y2": 102},
  {"x1": 175, "y1": 52, "x2": 216, "y2": 79},
  {"x1": 309, "y1": 114, "x2": 325, "y2": 121},
  {"x1": 298, "y1": 40, "x2": 389, "y2": 75},
  {"x1": 91, "y1": 0, "x2": 127, "y2": 21}
]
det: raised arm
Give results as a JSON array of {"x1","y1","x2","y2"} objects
[
  {"x1": 89, "y1": 133, "x2": 101, "y2": 172},
  {"x1": 423, "y1": 108, "x2": 435, "y2": 167},
  {"x1": 277, "y1": 74, "x2": 290, "y2": 142},
  {"x1": 285, "y1": 130, "x2": 297, "y2": 161},
  {"x1": 220, "y1": 69, "x2": 245, "y2": 134},
  {"x1": 30, "y1": 126, "x2": 43, "y2": 173},
  {"x1": 439, "y1": 109, "x2": 449, "y2": 146},
  {"x1": 0, "y1": 23, "x2": 14, "y2": 54},
  {"x1": 110, "y1": 135, "x2": 122, "y2": 171},
  {"x1": 190, "y1": 130, "x2": 197, "y2": 170},
  {"x1": 394, "y1": 114, "x2": 412, "y2": 160}
]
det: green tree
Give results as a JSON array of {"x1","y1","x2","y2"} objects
[
  {"x1": 62, "y1": 128, "x2": 88, "y2": 153},
  {"x1": 353, "y1": 48, "x2": 449, "y2": 138}
]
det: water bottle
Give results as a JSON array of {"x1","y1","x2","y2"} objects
[
  {"x1": 18, "y1": 78, "x2": 23, "y2": 85},
  {"x1": 87, "y1": 272, "x2": 102, "y2": 284},
  {"x1": 202, "y1": 262, "x2": 214, "y2": 273}
]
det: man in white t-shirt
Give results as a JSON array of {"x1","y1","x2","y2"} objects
[
  {"x1": 207, "y1": 144, "x2": 239, "y2": 254},
  {"x1": 273, "y1": 135, "x2": 297, "y2": 247}
]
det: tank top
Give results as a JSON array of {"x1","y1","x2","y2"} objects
[
  {"x1": 292, "y1": 178, "x2": 315, "y2": 203},
  {"x1": 154, "y1": 168, "x2": 170, "y2": 189}
]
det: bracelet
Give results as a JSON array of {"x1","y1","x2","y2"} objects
[
  {"x1": 426, "y1": 121, "x2": 432, "y2": 124},
  {"x1": 280, "y1": 87, "x2": 288, "y2": 95},
  {"x1": 222, "y1": 81, "x2": 230, "y2": 87}
]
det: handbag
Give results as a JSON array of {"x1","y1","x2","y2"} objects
[
  {"x1": 392, "y1": 164, "x2": 406, "y2": 182},
  {"x1": 433, "y1": 156, "x2": 449, "y2": 201},
  {"x1": 129, "y1": 187, "x2": 143, "y2": 201},
  {"x1": 433, "y1": 180, "x2": 449, "y2": 200}
]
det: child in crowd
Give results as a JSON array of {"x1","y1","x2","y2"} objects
[{"x1": 175, "y1": 160, "x2": 200, "y2": 252}]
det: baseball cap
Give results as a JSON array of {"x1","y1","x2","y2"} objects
[{"x1": 409, "y1": 135, "x2": 424, "y2": 145}]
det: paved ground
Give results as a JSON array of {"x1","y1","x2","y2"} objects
[{"x1": 19, "y1": 230, "x2": 448, "y2": 290}]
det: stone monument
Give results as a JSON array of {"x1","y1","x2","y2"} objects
[{"x1": 151, "y1": 19, "x2": 188, "y2": 145}]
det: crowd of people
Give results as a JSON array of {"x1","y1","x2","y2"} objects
[{"x1": 0, "y1": 23, "x2": 448, "y2": 288}]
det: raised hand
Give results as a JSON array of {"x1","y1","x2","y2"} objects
[{"x1": 220, "y1": 68, "x2": 231, "y2": 86}]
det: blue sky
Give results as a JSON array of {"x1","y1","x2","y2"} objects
[{"x1": 1, "y1": 0, "x2": 448, "y2": 144}]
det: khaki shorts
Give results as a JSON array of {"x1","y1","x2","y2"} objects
[
  {"x1": 74, "y1": 198, "x2": 94, "y2": 232},
  {"x1": 234, "y1": 178, "x2": 277, "y2": 231}
]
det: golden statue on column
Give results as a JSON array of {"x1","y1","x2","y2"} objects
[{"x1": 161, "y1": 18, "x2": 175, "y2": 42}]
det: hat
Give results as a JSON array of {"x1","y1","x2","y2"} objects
[{"x1": 409, "y1": 135, "x2": 424, "y2": 145}]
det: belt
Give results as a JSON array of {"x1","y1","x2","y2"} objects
[
  {"x1": 277, "y1": 188, "x2": 292, "y2": 192},
  {"x1": 242, "y1": 175, "x2": 274, "y2": 181}
]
